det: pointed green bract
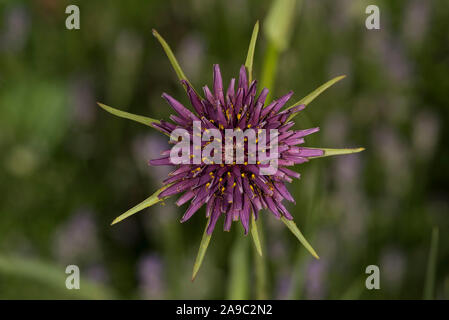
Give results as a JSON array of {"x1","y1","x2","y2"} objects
[
  {"x1": 286, "y1": 75, "x2": 346, "y2": 121},
  {"x1": 111, "y1": 184, "x2": 172, "y2": 225},
  {"x1": 308, "y1": 147, "x2": 365, "y2": 159},
  {"x1": 98, "y1": 102, "x2": 159, "y2": 127},
  {"x1": 245, "y1": 21, "x2": 259, "y2": 84},
  {"x1": 152, "y1": 29, "x2": 194, "y2": 92},
  {"x1": 250, "y1": 214, "x2": 263, "y2": 257},
  {"x1": 192, "y1": 219, "x2": 212, "y2": 281},
  {"x1": 281, "y1": 216, "x2": 319, "y2": 259},
  {"x1": 98, "y1": 102, "x2": 169, "y2": 136}
]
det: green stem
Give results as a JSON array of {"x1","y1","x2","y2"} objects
[{"x1": 227, "y1": 233, "x2": 250, "y2": 299}]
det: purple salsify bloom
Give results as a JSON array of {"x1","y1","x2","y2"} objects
[{"x1": 149, "y1": 64, "x2": 323, "y2": 235}]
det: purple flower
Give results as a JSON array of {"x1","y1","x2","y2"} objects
[
  {"x1": 138, "y1": 254, "x2": 165, "y2": 299},
  {"x1": 99, "y1": 24, "x2": 363, "y2": 276},
  {"x1": 149, "y1": 64, "x2": 323, "y2": 235}
]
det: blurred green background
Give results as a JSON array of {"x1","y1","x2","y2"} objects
[{"x1": 0, "y1": 0, "x2": 448, "y2": 299}]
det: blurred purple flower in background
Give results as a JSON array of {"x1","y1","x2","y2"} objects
[
  {"x1": 275, "y1": 271, "x2": 293, "y2": 300},
  {"x1": 69, "y1": 76, "x2": 96, "y2": 127},
  {"x1": 380, "y1": 248, "x2": 406, "y2": 291},
  {"x1": 53, "y1": 209, "x2": 100, "y2": 263},
  {"x1": 403, "y1": 0, "x2": 431, "y2": 44},
  {"x1": 0, "y1": 5, "x2": 29, "y2": 53},
  {"x1": 373, "y1": 126, "x2": 411, "y2": 196},
  {"x1": 138, "y1": 254, "x2": 165, "y2": 299},
  {"x1": 85, "y1": 264, "x2": 109, "y2": 285},
  {"x1": 305, "y1": 258, "x2": 328, "y2": 299},
  {"x1": 178, "y1": 34, "x2": 205, "y2": 84},
  {"x1": 412, "y1": 111, "x2": 440, "y2": 161}
]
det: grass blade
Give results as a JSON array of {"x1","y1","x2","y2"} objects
[
  {"x1": 97, "y1": 102, "x2": 159, "y2": 127},
  {"x1": 0, "y1": 255, "x2": 115, "y2": 299},
  {"x1": 245, "y1": 21, "x2": 259, "y2": 84},
  {"x1": 308, "y1": 147, "x2": 365, "y2": 159},
  {"x1": 424, "y1": 227, "x2": 439, "y2": 300},
  {"x1": 281, "y1": 216, "x2": 319, "y2": 259},
  {"x1": 111, "y1": 184, "x2": 171, "y2": 225},
  {"x1": 192, "y1": 219, "x2": 212, "y2": 281},
  {"x1": 286, "y1": 75, "x2": 346, "y2": 121},
  {"x1": 250, "y1": 214, "x2": 263, "y2": 256}
]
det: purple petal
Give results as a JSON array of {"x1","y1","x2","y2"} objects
[
  {"x1": 238, "y1": 65, "x2": 248, "y2": 91},
  {"x1": 182, "y1": 80, "x2": 204, "y2": 115},
  {"x1": 224, "y1": 212, "x2": 233, "y2": 231},
  {"x1": 159, "y1": 178, "x2": 199, "y2": 198},
  {"x1": 149, "y1": 156, "x2": 173, "y2": 166},
  {"x1": 274, "y1": 182, "x2": 295, "y2": 203},
  {"x1": 226, "y1": 78, "x2": 236, "y2": 100},
  {"x1": 180, "y1": 198, "x2": 206, "y2": 222},
  {"x1": 297, "y1": 147, "x2": 324, "y2": 157},
  {"x1": 213, "y1": 64, "x2": 224, "y2": 104},
  {"x1": 207, "y1": 200, "x2": 222, "y2": 234},
  {"x1": 176, "y1": 190, "x2": 196, "y2": 206},
  {"x1": 296, "y1": 127, "x2": 320, "y2": 137},
  {"x1": 272, "y1": 91, "x2": 294, "y2": 113},
  {"x1": 264, "y1": 195, "x2": 281, "y2": 218},
  {"x1": 162, "y1": 93, "x2": 190, "y2": 119},
  {"x1": 240, "y1": 195, "x2": 251, "y2": 234}
]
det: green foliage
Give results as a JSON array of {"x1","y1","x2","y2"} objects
[
  {"x1": 0, "y1": 0, "x2": 447, "y2": 300},
  {"x1": 111, "y1": 184, "x2": 172, "y2": 225},
  {"x1": 192, "y1": 219, "x2": 212, "y2": 281}
]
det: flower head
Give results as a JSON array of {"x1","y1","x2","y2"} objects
[
  {"x1": 99, "y1": 23, "x2": 363, "y2": 278},
  {"x1": 149, "y1": 64, "x2": 323, "y2": 235}
]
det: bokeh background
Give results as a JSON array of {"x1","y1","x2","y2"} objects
[{"x1": 0, "y1": 0, "x2": 448, "y2": 299}]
